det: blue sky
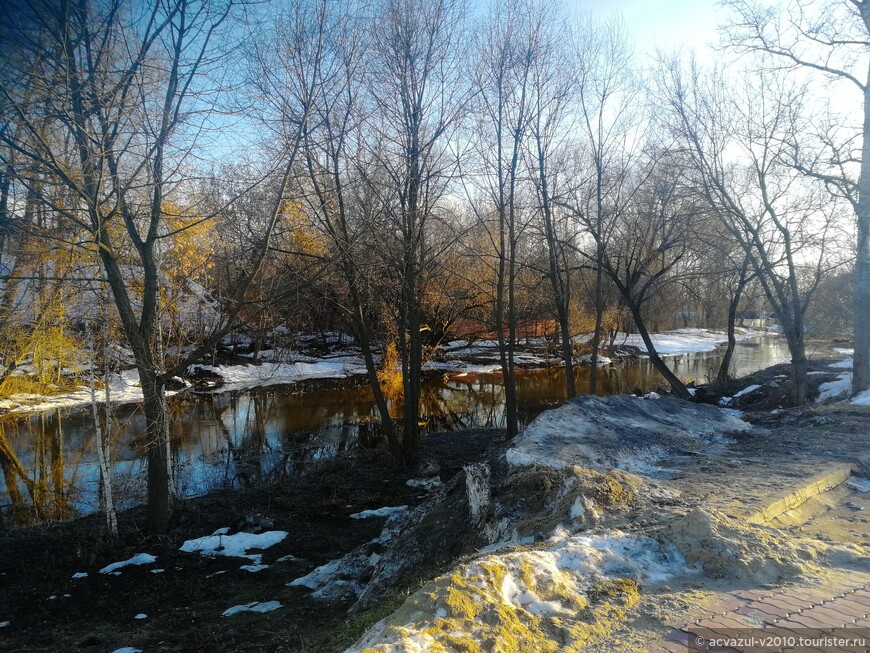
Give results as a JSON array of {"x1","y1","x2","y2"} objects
[{"x1": 580, "y1": 0, "x2": 725, "y2": 61}]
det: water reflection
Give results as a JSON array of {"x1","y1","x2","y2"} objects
[{"x1": 0, "y1": 336, "x2": 792, "y2": 523}]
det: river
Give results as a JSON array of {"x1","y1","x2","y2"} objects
[{"x1": 0, "y1": 335, "x2": 793, "y2": 522}]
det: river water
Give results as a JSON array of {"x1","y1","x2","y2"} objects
[{"x1": 0, "y1": 336, "x2": 793, "y2": 521}]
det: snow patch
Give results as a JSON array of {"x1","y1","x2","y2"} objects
[
  {"x1": 179, "y1": 531, "x2": 288, "y2": 564},
  {"x1": 406, "y1": 478, "x2": 443, "y2": 491},
  {"x1": 733, "y1": 384, "x2": 761, "y2": 398},
  {"x1": 848, "y1": 477, "x2": 870, "y2": 493},
  {"x1": 349, "y1": 506, "x2": 408, "y2": 520},
  {"x1": 222, "y1": 601, "x2": 282, "y2": 617},
  {"x1": 817, "y1": 373, "x2": 852, "y2": 402},
  {"x1": 111, "y1": 648, "x2": 142, "y2": 653},
  {"x1": 240, "y1": 564, "x2": 269, "y2": 573},
  {"x1": 99, "y1": 553, "x2": 157, "y2": 574},
  {"x1": 71, "y1": 572, "x2": 87, "y2": 579},
  {"x1": 346, "y1": 530, "x2": 688, "y2": 652},
  {"x1": 134, "y1": 614, "x2": 147, "y2": 620},
  {"x1": 852, "y1": 389, "x2": 870, "y2": 407}
]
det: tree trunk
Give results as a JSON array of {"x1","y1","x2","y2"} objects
[
  {"x1": 590, "y1": 247, "x2": 604, "y2": 395},
  {"x1": 716, "y1": 259, "x2": 750, "y2": 389},
  {"x1": 628, "y1": 304, "x2": 691, "y2": 399},
  {"x1": 792, "y1": 339, "x2": 808, "y2": 406},
  {"x1": 854, "y1": 67, "x2": 870, "y2": 394},
  {"x1": 140, "y1": 369, "x2": 172, "y2": 533}
]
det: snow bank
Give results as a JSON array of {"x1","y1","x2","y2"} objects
[
  {"x1": 817, "y1": 373, "x2": 853, "y2": 402},
  {"x1": 179, "y1": 531, "x2": 287, "y2": 564},
  {"x1": 345, "y1": 530, "x2": 687, "y2": 653},
  {"x1": 506, "y1": 395, "x2": 749, "y2": 474},
  {"x1": 0, "y1": 369, "x2": 182, "y2": 416},
  {"x1": 222, "y1": 601, "x2": 281, "y2": 617},
  {"x1": 99, "y1": 553, "x2": 157, "y2": 575},
  {"x1": 613, "y1": 328, "x2": 763, "y2": 356},
  {"x1": 212, "y1": 357, "x2": 368, "y2": 391}
]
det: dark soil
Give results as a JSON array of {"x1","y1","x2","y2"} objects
[
  {"x1": 0, "y1": 429, "x2": 506, "y2": 653},
  {"x1": 687, "y1": 359, "x2": 848, "y2": 413}
]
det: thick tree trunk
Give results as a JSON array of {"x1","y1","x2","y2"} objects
[
  {"x1": 140, "y1": 369, "x2": 172, "y2": 534},
  {"x1": 628, "y1": 304, "x2": 691, "y2": 399},
  {"x1": 853, "y1": 68, "x2": 870, "y2": 394},
  {"x1": 403, "y1": 293, "x2": 423, "y2": 465}
]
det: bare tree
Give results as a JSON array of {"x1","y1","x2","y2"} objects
[
  {"x1": 526, "y1": 0, "x2": 577, "y2": 398},
  {"x1": 0, "y1": 0, "x2": 311, "y2": 532},
  {"x1": 258, "y1": 0, "x2": 402, "y2": 457},
  {"x1": 721, "y1": 0, "x2": 870, "y2": 394},
  {"x1": 661, "y1": 59, "x2": 844, "y2": 403},
  {"x1": 471, "y1": 0, "x2": 540, "y2": 438},
  {"x1": 573, "y1": 17, "x2": 643, "y2": 394},
  {"x1": 364, "y1": 0, "x2": 469, "y2": 460}
]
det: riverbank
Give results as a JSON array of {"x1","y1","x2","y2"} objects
[
  {"x1": 0, "y1": 327, "x2": 771, "y2": 416},
  {"x1": 1, "y1": 356, "x2": 868, "y2": 652}
]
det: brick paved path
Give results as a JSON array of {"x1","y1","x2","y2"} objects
[{"x1": 653, "y1": 581, "x2": 870, "y2": 652}]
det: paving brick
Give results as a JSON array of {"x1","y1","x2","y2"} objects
[
  {"x1": 664, "y1": 628, "x2": 690, "y2": 645},
  {"x1": 745, "y1": 598, "x2": 795, "y2": 620},
  {"x1": 698, "y1": 616, "x2": 752, "y2": 630},
  {"x1": 713, "y1": 596, "x2": 751, "y2": 614},
  {"x1": 732, "y1": 605, "x2": 780, "y2": 624},
  {"x1": 731, "y1": 589, "x2": 774, "y2": 601},
  {"x1": 831, "y1": 598, "x2": 870, "y2": 617},
  {"x1": 651, "y1": 642, "x2": 685, "y2": 653},
  {"x1": 826, "y1": 603, "x2": 870, "y2": 621},
  {"x1": 762, "y1": 595, "x2": 813, "y2": 613},
  {"x1": 778, "y1": 613, "x2": 837, "y2": 629},
  {"x1": 802, "y1": 604, "x2": 856, "y2": 626}
]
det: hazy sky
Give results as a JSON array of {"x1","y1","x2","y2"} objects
[{"x1": 581, "y1": 0, "x2": 726, "y2": 61}]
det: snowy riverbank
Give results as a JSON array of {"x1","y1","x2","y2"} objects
[{"x1": 0, "y1": 328, "x2": 777, "y2": 416}]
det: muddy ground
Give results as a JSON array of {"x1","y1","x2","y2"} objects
[
  {"x1": 0, "y1": 356, "x2": 863, "y2": 653},
  {"x1": 0, "y1": 429, "x2": 505, "y2": 653}
]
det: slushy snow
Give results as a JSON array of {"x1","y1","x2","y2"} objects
[
  {"x1": 179, "y1": 531, "x2": 288, "y2": 564},
  {"x1": 222, "y1": 601, "x2": 282, "y2": 617},
  {"x1": 349, "y1": 506, "x2": 408, "y2": 520},
  {"x1": 99, "y1": 553, "x2": 157, "y2": 574}
]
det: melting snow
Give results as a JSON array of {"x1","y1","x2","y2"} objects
[
  {"x1": 240, "y1": 564, "x2": 269, "y2": 573},
  {"x1": 349, "y1": 506, "x2": 408, "y2": 520},
  {"x1": 99, "y1": 553, "x2": 157, "y2": 574},
  {"x1": 406, "y1": 478, "x2": 443, "y2": 491},
  {"x1": 816, "y1": 374, "x2": 852, "y2": 402},
  {"x1": 614, "y1": 328, "x2": 762, "y2": 356},
  {"x1": 222, "y1": 601, "x2": 282, "y2": 617},
  {"x1": 733, "y1": 384, "x2": 761, "y2": 398},
  {"x1": 346, "y1": 530, "x2": 690, "y2": 652},
  {"x1": 111, "y1": 648, "x2": 142, "y2": 653},
  {"x1": 71, "y1": 572, "x2": 87, "y2": 579},
  {"x1": 848, "y1": 477, "x2": 870, "y2": 493},
  {"x1": 179, "y1": 531, "x2": 288, "y2": 564},
  {"x1": 134, "y1": 614, "x2": 147, "y2": 620}
]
